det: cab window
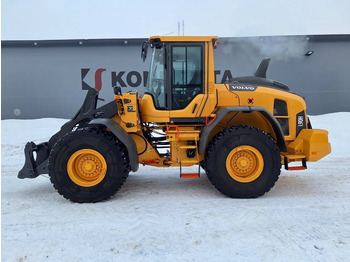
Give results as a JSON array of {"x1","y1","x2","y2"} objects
[
  {"x1": 145, "y1": 47, "x2": 166, "y2": 109},
  {"x1": 274, "y1": 99, "x2": 289, "y2": 136},
  {"x1": 171, "y1": 45, "x2": 203, "y2": 110}
]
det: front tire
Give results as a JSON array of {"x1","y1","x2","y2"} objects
[
  {"x1": 49, "y1": 127, "x2": 130, "y2": 203},
  {"x1": 205, "y1": 126, "x2": 281, "y2": 198}
]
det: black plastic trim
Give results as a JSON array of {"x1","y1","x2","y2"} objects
[
  {"x1": 170, "y1": 117, "x2": 206, "y2": 124},
  {"x1": 228, "y1": 76, "x2": 290, "y2": 92},
  {"x1": 296, "y1": 110, "x2": 306, "y2": 136},
  {"x1": 254, "y1": 58, "x2": 270, "y2": 78}
]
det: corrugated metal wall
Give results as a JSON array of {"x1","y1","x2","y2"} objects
[{"x1": 2, "y1": 35, "x2": 350, "y2": 119}]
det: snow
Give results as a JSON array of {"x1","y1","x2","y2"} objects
[{"x1": 2, "y1": 113, "x2": 350, "y2": 261}]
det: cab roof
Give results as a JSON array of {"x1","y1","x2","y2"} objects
[{"x1": 149, "y1": 36, "x2": 218, "y2": 42}]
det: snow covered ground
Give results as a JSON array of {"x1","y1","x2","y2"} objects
[{"x1": 1, "y1": 113, "x2": 350, "y2": 261}]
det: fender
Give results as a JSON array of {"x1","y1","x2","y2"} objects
[
  {"x1": 89, "y1": 118, "x2": 139, "y2": 172},
  {"x1": 198, "y1": 106, "x2": 287, "y2": 155}
]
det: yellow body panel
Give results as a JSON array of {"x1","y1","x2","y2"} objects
[
  {"x1": 238, "y1": 87, "x2": 306, "y2": 141},
  {"x1": 168, "y1": 94, "x2": 207, "y2": 119},
  {"x1": 116, "y1": 92, "x2": 139, "y2": 132},
  {"x1": 287, "y1": 129, "x2": 331, "y2": 161},
  {"x1": 140, "y1": 94, "x2": 169, "y2": 123},
  {"x1": 216, "y1": 84, "x2": 308, "y2": 141},
  {"x1": 166, "y1": 125, "x2": 203, "y2": 166},
  {"x1": 130, "y1": 132, "x2": 165, "y2": 167}
]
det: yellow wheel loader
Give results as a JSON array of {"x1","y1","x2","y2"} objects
[{"x1": 18, "y1": 36, "x2": 331, "y2": 202}]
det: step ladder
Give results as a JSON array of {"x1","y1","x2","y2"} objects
[
  {"x1": 165, "y1": 125, "x2": 201, "y2": 142},
  {"x1": 282, "y1": 154, "x2": 307, "y2": 171},
  {"x1": 180, "y1": 162, "x2": 200, "y2": 178}
]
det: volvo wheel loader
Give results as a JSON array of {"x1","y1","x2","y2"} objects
[{"x1": 18, "y1": 36, "x2": 331, "y2": 203}]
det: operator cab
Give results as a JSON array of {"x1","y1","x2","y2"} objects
[
  {"x1": 143, "y1": 38, "x2": 204, "y2": 111},
  {"x1": 140, "y1": 36, "x2": 218, "y2": 123}
]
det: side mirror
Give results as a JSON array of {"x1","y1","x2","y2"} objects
[
  {"x1": 113, "y1": 86, "x2": 122, "y2": 95},
  {"x1": 141, "y1": 41, "x2": 149, "y2": 62}
]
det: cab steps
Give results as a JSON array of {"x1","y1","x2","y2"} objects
[
  {"x1": 282, "y1": 153, "x2": 307, "y2": 171},
  {"x1": 180, "y1": 163, "x2": 200, "y2": 178}
]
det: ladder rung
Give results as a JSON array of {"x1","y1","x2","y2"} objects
[
  {"x1": 284, "y1": 156, "x2": 307, "y2": 171},
  {"x1": 180, "y1": 163, "x2": 200, "y2": 178},
  {"x1": 167, "y1": 130, "x2": 200, "y2": 133},
  {"x1": 287, "y1": 166, "x2": 307, "y2": 171},
  {"x1": 179, "y1": 145, "x2": 197, "y2": 149},
  {"x1": 180, "y1": 160, "x2": 198, "y2": 164},
  {"x1": 181, "y1": 173, "x2": 200, "y2": 178}
]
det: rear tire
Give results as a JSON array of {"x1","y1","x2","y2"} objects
[
  {"x1": 49, "y1": 127, "x2": 130, "y2": 203},
  {"x1": 205, "y1": 126, "x2": 281, "y2": 198}
]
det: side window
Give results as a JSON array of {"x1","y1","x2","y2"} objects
[
  {"x1": 145, "y1": 47, "x2": 166, "y2": 109},
  {"x1": 274, "y1": 99, "x2": 289, "y2": 136},
  {"x1": 171, "y1": 45, "x2": 203, "y2": 110}
]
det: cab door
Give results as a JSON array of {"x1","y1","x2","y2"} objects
[
  {"x1": 141, "y1": 41, "x2": 216, "y2": 124},
  {"x1": 168, "y1": 43, "x2": 210, "y2": 122},
  {"x1": 140, "y1": 43, "x2": 170, "y2": 123}
]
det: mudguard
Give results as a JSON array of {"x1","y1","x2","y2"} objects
[
  {"x1": 89, "y1": 118, "x2": 139, "y2": 172},
  {"x1": 198, "y1": 106, "x2": 287, "y2": 155}
]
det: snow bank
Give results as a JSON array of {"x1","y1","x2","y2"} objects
[{"x1": 2, "y1": 113, "x2": 350, "y2": 261}]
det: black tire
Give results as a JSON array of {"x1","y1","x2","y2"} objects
[
  {"x1": 199, "y1": 160, "x2": 206, "y2": 172},
  {"x1": 205, "y1": 126, "x2": 281, "y2": 198},
  {"x1": 48, "y1": 127, "x2": 130, "y2": 203}
]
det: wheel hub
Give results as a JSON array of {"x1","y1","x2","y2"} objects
[
  {"x1": 67, "y1": 149, "x2": 107, "y2": 187},
  {"x1": 226, "y1": 145, "x2": 264, "y2": 183}
]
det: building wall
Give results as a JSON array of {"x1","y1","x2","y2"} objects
[{"x1": 2, "y1": 35, "x2": 350, "y2": 119}]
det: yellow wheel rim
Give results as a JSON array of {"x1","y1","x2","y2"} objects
[
  {"x1": 226, "y1": 145, "x2": 264, "y2": 183},
  {"x1": 67, "y1": 149, "x2": 107, "y2": 187}
]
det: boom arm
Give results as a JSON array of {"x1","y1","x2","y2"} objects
[{"x1": 18, "y1": 88, "x2": 118, "y2": 178}]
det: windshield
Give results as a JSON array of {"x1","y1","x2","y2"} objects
[{"x1": 145, "y1": 47, "x2": 166, "y2": 109}]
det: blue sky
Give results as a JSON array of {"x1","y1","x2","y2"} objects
[{"x1": 2, "y1": 0, "x2": 350, "y2": 40}]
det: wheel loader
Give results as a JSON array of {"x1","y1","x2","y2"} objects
[{"x1": 18, "y1": 36, "x2": 331, "y2": 203}]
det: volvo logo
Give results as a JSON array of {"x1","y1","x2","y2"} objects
[{"x1": 229, "y1": 85, "x2": 257, "y2": 91}]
